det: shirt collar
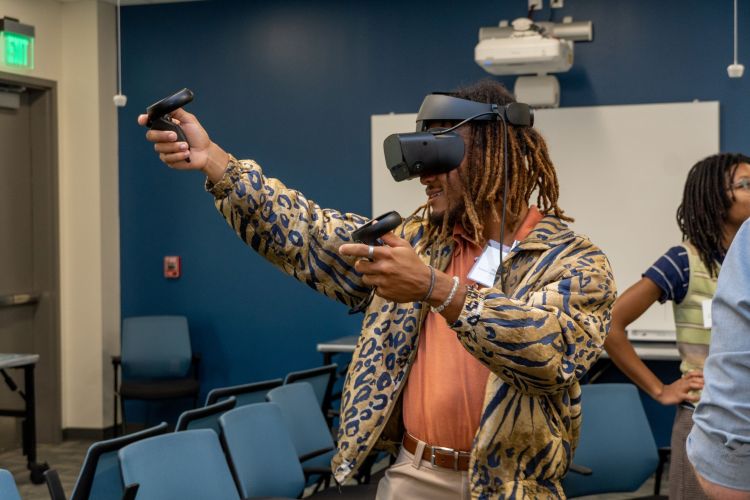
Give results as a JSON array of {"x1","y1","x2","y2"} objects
[
  {"x1": 513, "y1": 205, "x2": 543, "y2": 242},
  {"x1": 452, "y1": 205, "x2": 543, "y2": 247}
]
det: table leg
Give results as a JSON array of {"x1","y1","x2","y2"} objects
[{"x1": 23, "y1": 364, "x2": 48, "y2": 484}]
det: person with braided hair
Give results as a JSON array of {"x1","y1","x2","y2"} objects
[
  {"x1": 604, "y1": 153, "x2": 750, "y2": 499},
  {"x1": 140, "y1": 80, "x2": 615, "y2": 498}
]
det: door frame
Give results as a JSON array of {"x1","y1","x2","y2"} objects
[{"x1": 0, "y1": 70, "x2": 61, "y2": 442}]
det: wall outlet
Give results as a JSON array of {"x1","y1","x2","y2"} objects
[
  {"x1": 528, "y1": 0, "x2": 543, "y2": 11},
  {"x1": 551, "y1": 0, "x2": 564, "y2": 7}
]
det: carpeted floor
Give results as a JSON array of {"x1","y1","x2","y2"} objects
[{"x1": 0, "y1": 439, "x2": 91, "y2": 499}]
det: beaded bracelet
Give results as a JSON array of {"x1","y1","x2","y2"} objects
[
  {"x1": 431, "y1": 276, "x2": 460, "y2": 314},
  {"x1": 421, "y1": 265, "x2": 436, "y2": 302}
]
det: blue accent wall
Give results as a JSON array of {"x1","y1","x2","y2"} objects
[{"x1": 119, "y1": 0, "x2": 749, "y2": 404}]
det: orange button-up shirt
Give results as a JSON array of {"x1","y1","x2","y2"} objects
[{"x1": 402, "y1": 207, "x2": 543, "y2": 451}]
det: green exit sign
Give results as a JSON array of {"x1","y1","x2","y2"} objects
[
  {"x1": 0, "y1": 17, "x2": 35, "y2": 70},
  {"x1": 2, "y1": 32, "x2": 34, "y2": 68}
]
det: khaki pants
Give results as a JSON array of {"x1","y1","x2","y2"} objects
[{"x1": 376, "y1": 444, "x2": 471, "y2": 500}]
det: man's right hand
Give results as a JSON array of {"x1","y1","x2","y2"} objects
[{"x1": 137, "y1": 108, "x2": 229, "y2": 183}]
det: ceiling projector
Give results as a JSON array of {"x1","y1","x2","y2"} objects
[{"x1": 475, "y1": 19, "x2": 574, "y2": 76}]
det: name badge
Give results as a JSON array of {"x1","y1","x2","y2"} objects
[
  {"x1": 702, "y1": 299, "x2": 712, "y2": 328},
  {"x1": 467, "y1": 240, "x2": 515, "y2": 288}
]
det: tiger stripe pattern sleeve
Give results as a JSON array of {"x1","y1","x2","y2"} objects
[
  {"x1": 206, "y1": 155, "x2": 372, "y2": 308},
  {"x1": 451, "y1": 236, "x2": 616, "y2": 396}
]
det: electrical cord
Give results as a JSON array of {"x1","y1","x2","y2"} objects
[
  {"x1": 116, "y1": 0, "x2": 122, "y2": 96},
  {"x1": 429, "y1": 111, "x2": 499, "y2": 135},
  {"x1": 497, "y1": 114, "x2": 508, "y2": 291},
  {"x1": 430, "y1": 107, "x2": 510, "y2": 290},
  {"x1": 734, "y1": 0, "x2": 739, "y2": 66}
]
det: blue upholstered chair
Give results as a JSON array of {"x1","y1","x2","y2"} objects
[
  {"x1": 175, "y1": 396, "x2": 236, "y2": 433},
  {"x1": 283, "y1": 364, "x2": 337, "y2": 415},
  {"x1": 44, "y1": 422, "x2": 168, "y2": 500},
  {"x1": 118, "y1": 429, "x2": 240, "y2": 500},
  {"x1": 266, "y1": 383, "x2": 335, "y2": 490},
  {"x1": 0, "y1": 469, "x2": 21, "y2": 500},
  {"x1": 219, "y1": 403, "x2": 305, "y2": 499},
  {"x1": 113, "y1": 316, "x2": 200, "y2": 435},
  {"x1": 205, "y1": 378, "x2": 282, "y2": 407},
  {"x1": 284, "y1": 366, "x2": 384, "y2": 486},
  {"x1": 563, "y1": 383, "x2": 665, "y2": 498}
]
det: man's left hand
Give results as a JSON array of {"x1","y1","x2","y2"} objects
[{"x1": 339, "y1": 232, "x2": 431, "y2": 303}]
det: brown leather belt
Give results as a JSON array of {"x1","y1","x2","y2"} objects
[{"x1": 402, "y1": 432, "x2": 471, "y2": 471}]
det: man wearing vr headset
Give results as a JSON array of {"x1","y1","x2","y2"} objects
[{"x1": 140, "y1": 80, "x2": 614, "y2": 499}]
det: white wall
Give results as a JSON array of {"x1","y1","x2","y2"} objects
[{"x1": 0, "y1": 0, "x2": 120, "y2": 430}]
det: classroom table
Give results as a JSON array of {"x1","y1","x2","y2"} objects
[
  {"x1": 0, "y1": 353, "x2": 49, "y2": 484},
  {"x1": 316, "y1": 334, "x2": 680, "y2": 362},
  {"x1": 316, "y1": 335, "x2": 358, "y2": 365},
  {"x1": 601, "y1": 342, "x2": 680, "y2": 361}
]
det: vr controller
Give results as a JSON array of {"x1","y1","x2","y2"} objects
[
  {"x1": 146, "y1": 88, "x2": 194, "y2": 145},
  {"x1": 351, "y1": 211, "x2": 403, "y2": 245},
  {"x1": 347, "y1": 211, "x2": 403, "y2": 315},
  {"x1": 383, "y1": 94, "x2": 534, "y2": 182}
]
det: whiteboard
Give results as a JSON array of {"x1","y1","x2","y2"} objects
[{"x1": 371, "y1": 102, "x2": 720, "y2": 332}]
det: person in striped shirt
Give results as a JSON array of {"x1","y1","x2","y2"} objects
[{"x1": 604, "y1": 153, "x2": 750, "y2": 499}]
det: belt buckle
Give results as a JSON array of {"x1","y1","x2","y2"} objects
[{"x1": 430, "y1": 445, "x2": 460, "y2": 471}]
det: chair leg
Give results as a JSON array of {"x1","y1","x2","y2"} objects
[
  {"x1": 355, "y1": 453, "x2": 378, "y2": 484},
  {"x1": 113, "y1": 392, "x2": 119, "y2": 438},
  {"x1": 313, "y1": 476, "x2": 324, "y2": 493},
  {"x1": 119, "y1": 395, "x2": 127, "y2": 436},
  {"x1": 44, "y1": 469, "x2": 66, "y2": 500},
  {"x1": 113, "y1": 366, "x2": 119, "y2": 437},
  {"x1": 311, "y1": 473, "x2": 331, "y2": 493}
]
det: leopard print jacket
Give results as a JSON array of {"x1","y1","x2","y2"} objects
[{"x1": 208, "y1": 157, "x2": 616, "y2": 499}]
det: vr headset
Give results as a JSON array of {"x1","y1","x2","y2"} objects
[{"x1": 383, "y1": 93, "x2": 534, "y2": 182}]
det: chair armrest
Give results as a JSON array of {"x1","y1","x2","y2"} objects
[
  {"x1": 568, "y1": 463, "x2": 593, "y2": 475},
  {"x1": 44, "y1": 469, "x2": 67, "y2": 500},
  {"x1": 303, "y1": 467, "x2": 332, "y2": 475},
  {"x1": 122, "y1": 483, "x2": 139, "y2": 500},
  {"x1": 302, "y1": 466, "x2": 332, "y2": 482},
  {"x1": 299, "y1": 446, "x2": 335, "y2": 463}
]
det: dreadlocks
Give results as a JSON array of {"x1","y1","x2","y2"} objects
[
  {"x1": 676, "y1": 152, "x2": 750, "y2": 277},
  {"x1": 423, "y1": 79, "x2": 571, "y2": 244}
]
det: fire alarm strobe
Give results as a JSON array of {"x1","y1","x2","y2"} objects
[{"x1": 164, "y1": 256, "x2": 181, "y2": 279}]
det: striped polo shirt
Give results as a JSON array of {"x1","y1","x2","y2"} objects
[{"x1": 643, "y1": 245, "x2": 723, "y2": 304}]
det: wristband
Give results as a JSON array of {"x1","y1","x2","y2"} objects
[
  {"x1": 421, "y1": 265, "x2": 436, "y2": 302},
  {"x1": 431, "y1": 276, "x2": 460, "y2": 314}
]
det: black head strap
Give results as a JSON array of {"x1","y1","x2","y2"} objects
[{"x1": 416, "y1": 93, "x2": 534, "y2": 131}]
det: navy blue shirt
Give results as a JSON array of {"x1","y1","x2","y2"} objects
[
  {"x1": 643, "y1": 246, "x2": 690, "y2": 304},
  {"x1": 644, "y1": 245, "x2": 724, "y2": 304}
]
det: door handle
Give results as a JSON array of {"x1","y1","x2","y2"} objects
[{"x1": 0, "y1": 293, "x2": 40, "y2": 308}]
